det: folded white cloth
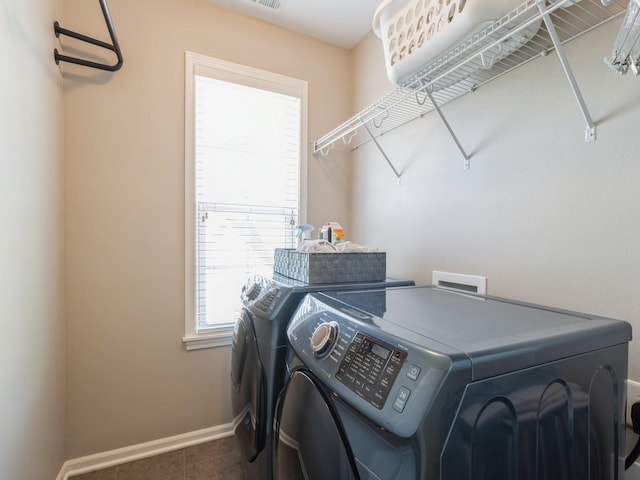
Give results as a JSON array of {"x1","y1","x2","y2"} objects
[
  {"x1": 334, "y1": 241, "x2": 379, "y2": 253},
  {"x1": 297, "y1": 239, "x2": 336, "y2": 253},
  {"x1": 296, "y1": 239, "x2": 379, "y2": 253}
]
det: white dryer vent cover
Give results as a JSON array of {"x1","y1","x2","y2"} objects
[{"x1": 373, "y1": 0, "x2": 541, "y2": 87}]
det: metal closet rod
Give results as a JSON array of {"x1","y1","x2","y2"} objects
[{"x1": 54, "y1": 0, "x2": 123, "y2": 72}]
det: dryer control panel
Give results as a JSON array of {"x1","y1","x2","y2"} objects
[
  {"x1": 287, "y1": 293, "x2": 464, "y2": 438},
  {"x1": 335, "y1": 332, "x2": 406, "y2": 410},
  {"x1": 240, "y1": 275, "x2": 290, "y2": 318}
]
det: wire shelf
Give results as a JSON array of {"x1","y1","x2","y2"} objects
[
  {"x1": 606, "y1": 0, "x2": 640, "y2": 73},
  {"x1": 313, "y1": 0, "x2": 628, "y2": 157}
]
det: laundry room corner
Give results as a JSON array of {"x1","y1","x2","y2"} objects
[{"x1": 61, "y1": 0, "x2": 355, "y2": 459}]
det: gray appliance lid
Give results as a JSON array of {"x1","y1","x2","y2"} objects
[
  {"x1": 269, "y1": 273, "x2": 414, "y2": 292},
  {"x1": 242, "y1": 273, "x2": 414, "y2": 320},
  {"x1": 323, "y1": 286, "x2": 632, "y2": 380}
]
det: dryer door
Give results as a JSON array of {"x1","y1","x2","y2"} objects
[
  {"x1": 231, "y1": 310, "x2": 265, "y2": 462},
  {"x1": 273, "y1": 369, "x2": 359, "y2": 480}
]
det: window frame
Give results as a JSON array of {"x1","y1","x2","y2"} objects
[{"x1": 183, "y1": 51, "x2": 308, "y2": 350}]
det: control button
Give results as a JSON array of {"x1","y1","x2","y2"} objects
[
  {"x1": 406, "y1": 365, "x2": 421, "y2": 381},
  {"x1": 246, "y1": 283, "x2": 261, "y2": 300},
  {"x1": 393, "y1": 387, "x2": 411, "y2": 413}
]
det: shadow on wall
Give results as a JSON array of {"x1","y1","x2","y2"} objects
[
  {"x1": 2, "y1": 0, "x2": 58, "y2": 82},
  {"x1": 315, "y1": 148, "x2": 351, "y2": 198}
]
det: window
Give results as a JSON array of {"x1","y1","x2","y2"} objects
[{"x1": 184, "y1": 52, "x2": 307, "y2": 349}]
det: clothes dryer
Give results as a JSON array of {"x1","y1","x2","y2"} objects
[
  {"x1": 230, "y1": 274, "x2": 414, "y2": 480},
  {"x1": 274, "y1": 286, "x2": 632, "y2": 480}
]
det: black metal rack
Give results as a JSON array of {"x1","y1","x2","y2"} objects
[{"x1": 54, "y1": 0, "x2": 123, "y2": 72}]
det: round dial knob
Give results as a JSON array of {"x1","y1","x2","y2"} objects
[{"x1": 310, "y1": 321, "x2": 339, "y2": 359}]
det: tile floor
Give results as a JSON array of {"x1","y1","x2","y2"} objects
[{"x1": 70, "y1": 435, "x2": 243, "y2": 480}]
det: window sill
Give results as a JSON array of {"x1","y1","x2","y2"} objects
[{"x1": 183, "y1": 325, "x2": 234, "y2": 350}]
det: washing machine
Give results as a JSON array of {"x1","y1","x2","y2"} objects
[
  {"x1": 230, "y1": 273, "x2": 414, "y2": 480},
  {"x1": 273, "y1": 286, "x2": 632, "y2": 480}
]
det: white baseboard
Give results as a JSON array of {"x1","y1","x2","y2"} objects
[{"x1": 56, "y1": 423, "x2": 234, "y2": 480}]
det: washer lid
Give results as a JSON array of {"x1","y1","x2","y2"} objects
[
  {"x1": 242, "y1": 273, "x2": 413, "y2": 320},
  {"x1": 323, "y1": 286, "x2": 632, "y2": 380}
]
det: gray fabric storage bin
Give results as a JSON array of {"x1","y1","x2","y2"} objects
[{"x1": 273, "y1": 248, "x2": 386, "y2": 284}]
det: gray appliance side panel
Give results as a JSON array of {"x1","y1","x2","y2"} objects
[
  {"x1": 470, "y1": 319, "x2": 632, "y2": 380},
  {"x1": 438, "y1": 343, "x2": 629, "y2": 480}
]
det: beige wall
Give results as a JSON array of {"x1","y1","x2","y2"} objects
[
  {"x1": 350, "y1": 22, "x2": 640, "y2": 381},
  {"x1": 0, "y1": 0, "x2": 66, "y2": 478},
  {"x1": 63, "y1": 0, "x2": 352, "y2": 457}
]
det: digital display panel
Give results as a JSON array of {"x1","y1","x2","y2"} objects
[{"x1": 371, "y1": 343, "x2": 391, "y2": 360}]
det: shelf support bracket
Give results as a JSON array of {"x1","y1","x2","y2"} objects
[
  {"x1": 424, "y1": 87, "x2": 471, "y2": 170},
  {"x1": 537, "y1": 0, "x2": 595, "y2": 142},
  {"x1": 359, "y1": 117, "x2": 402, "y2": 181}
]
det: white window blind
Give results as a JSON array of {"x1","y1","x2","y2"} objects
[{"x1": 185, "y1": 53, "x2": 306, "y2": 348}]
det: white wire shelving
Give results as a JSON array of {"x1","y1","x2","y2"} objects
[
  {"x1": 313, "y1": 0, "x2": 629, "y2": 176},
  {"x1": 606, "y1": 0, "x2": 640, "y2": 73}
]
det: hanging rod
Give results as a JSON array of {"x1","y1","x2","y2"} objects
[{"x1": 54, "y1": 0, "x2": 123, "y2": 72}]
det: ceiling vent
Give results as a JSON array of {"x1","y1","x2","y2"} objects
[{"x1": 251, "y1": 0, "x2": 286, "y2": 10}]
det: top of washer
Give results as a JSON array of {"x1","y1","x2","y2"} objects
[
  {"x1": 320, "y1": 286, "x2": 632, "y2": 380},
  {"x1": 240, "y1": 273, "x2": 414, "y2": 319}
]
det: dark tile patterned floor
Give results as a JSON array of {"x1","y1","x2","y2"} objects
[{"x1": 71, "y1": 436, "x2": 243, "y2": 480}]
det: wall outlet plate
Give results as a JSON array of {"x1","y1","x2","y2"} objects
[{"x1": 627, "y1": 379, "x2": 640, "y2": 429}]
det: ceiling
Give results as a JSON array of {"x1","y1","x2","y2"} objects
[{"x1": 204, "y1": 0, "x2": 382, "y2": 50}]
